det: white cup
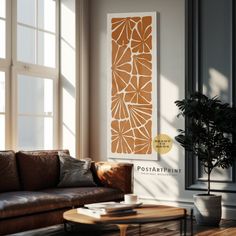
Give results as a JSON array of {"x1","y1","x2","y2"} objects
[{"x1": 124, "y1": 194, "x2": 138, "y2": 204}]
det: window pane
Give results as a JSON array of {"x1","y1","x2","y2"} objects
[
  {"x1": 44, "y1": 79, "x2": 53, "y2": 113},
  {"x1": 18, "y1": 75, "x2": 53, "y2": 115},
  {"x1": 38, "y1": 31, "x2": 56, "y2": 68},
  {"x1": 38, "y1": 0, "x2": 56, "y2": 33},
  {"x1": 17, "y1": 0, "x2": 36, "y2": 27},
  {"x1": 0, "y1": 71, "x2": 5, "y2": 112},
  {"x1": 0, "y1": 0, "x2": 5, "y2": 18},
  {"x1": 17, "y1": 25, "x2": 36, "y2": 64},
  {"x1": 18, "y1": 116, "x2": 53, "y2": 150},
  {"x1": 0, "y1": 115, "x2": 5, "y2": 149},
  {"x1": 0, "y1": 20, "x2": 6, "y2": 59}
]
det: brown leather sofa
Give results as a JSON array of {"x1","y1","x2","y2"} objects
[{"x1": 0, "y1": 150, "x2": 133, "y2": 235}]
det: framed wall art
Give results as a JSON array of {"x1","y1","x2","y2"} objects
[{"x1": 107, "y1": 12, "x2": 158, "y2": 160}]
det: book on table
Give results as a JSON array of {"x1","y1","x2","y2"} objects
[
  {"x1": 77, "y1": 207, "x2": 137, "y2": 218},
  {"x1": 83, "y1": 201, "x2": 136, "y2": 212},
  {"x1": 77, "y1": 201, "x2": 137, "y2": 218}
]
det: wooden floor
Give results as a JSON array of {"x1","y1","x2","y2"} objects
[
  {"x1": 11, "y1": 219, "x2": 236, "y2": 236},
  {"x1": 101, "y1": 219, "x2": 236, "y2": 236},
  {"x1": 193, "y1": 220, "x2": 236, "y2": 236}
]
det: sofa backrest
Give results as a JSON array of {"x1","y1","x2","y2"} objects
[
  {"x1": 16, "y1": 150, "x2": 69, "y2": 191},
  {"x1": 0, "y1": 151, "x2": 21, "y2": 192}
]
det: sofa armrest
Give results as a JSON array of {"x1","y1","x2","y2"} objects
[{"x1": 93, "y1": 162, "x2": 133, "y2": 194}]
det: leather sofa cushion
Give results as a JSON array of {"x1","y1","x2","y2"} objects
[
  {"x1": 0, "y1": 151, "x2": 20, "y2": 192},
  {"x1": 42, "y1": 187, "x2": 124, "y2": 207},
  {"x1": 16, "y1": 150, "x2": 69, "y2": 190},
  {"x1": 0, "y1": 191, "x2": 71, "y2": 219},
  {"x1": 0, "y1": 187, "x2": 124, "y2": 219}
]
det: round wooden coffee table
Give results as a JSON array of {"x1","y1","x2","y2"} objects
[{"x1": 63, "y1": 204, "x2": 187, "y2": 236}]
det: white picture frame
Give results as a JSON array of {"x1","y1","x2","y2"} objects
[{"x1": 107, "y1": 12, "x2": 158, "y2": 160}]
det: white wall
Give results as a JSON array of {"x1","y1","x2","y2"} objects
[
  {"x1": 61, "y1": 0, "x2": 76, "y2": 157},
  {"x1": 89, "y1": 0, "x2": 236, "y2": 219}
]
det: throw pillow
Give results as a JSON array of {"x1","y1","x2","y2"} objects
[{"x1": 58, "y1": 154, "x2": 97, "y2": 187}]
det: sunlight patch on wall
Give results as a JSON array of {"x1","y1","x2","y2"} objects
[
  {"x1": 62, "y1": 88, "x2": 75, "y2": 157},
  {"x1": 61, "y1": 0, "x2": 76, "y2": 156},
  {"x1": 61, "y1": 40, "x2": 75, "y2": 86},
  {"x1": 207, "y1": 68, "x2": 229, "y2": 102},
  {"x1": 61, "y1": 0, "x2": 75, "y2": 48},
  {"x1": 161, "y1": 75, "x2": 179, "y2": 123}
]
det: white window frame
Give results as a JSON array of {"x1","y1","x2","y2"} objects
[
  {"x1": 0, "y1": 67, "x2": 10, "y2": 149},
  {"x1": 11, "y1": 0, "x2": 60, "y2": 150},
  {"x1": 0, "y1": 0, "x2": 85, "y2": 154},
  {"x1": 0, "y1": 0, "x2": 11, "y2": 149}
]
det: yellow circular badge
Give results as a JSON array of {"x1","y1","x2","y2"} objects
[{"x1": 153, "y1": 134, "x2": 173, "y2": 154}]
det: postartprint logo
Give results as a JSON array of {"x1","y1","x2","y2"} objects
[{"x1": 136, "y1": 165, "x2": 182, "y2": 176}]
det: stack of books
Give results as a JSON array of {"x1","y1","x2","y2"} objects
[{"x1": 77, "y1": 201, "x2": 137, "y2": 218}]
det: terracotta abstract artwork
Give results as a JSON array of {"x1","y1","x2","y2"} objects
[{"x1": 107, "y1": 12, "x2": 157, "y2": 160}]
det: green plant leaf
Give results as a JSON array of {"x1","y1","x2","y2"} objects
[{"x1": 175, "y1": 92, "x2": 236, "y2": 193}]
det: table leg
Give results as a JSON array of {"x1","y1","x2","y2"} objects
[
  {"x1": 117, "y1": 224, "x2": 129, "y2": 236},
  {"x1": 180, "y1": 213, "x2": 187, "y2": 236},
  {"x1": 183, "y1": 216, "x2": 187, "y2": 236},
  {"x1": 180, "y1": 219, "x2": 183, "y2": 235},
  {"x1": 190, "y1": 208, "x2": 193, "y2": 236},
  {"x1": 139, "y1": 224, "x2": 141, "y2": 236},
  {"x1": 63, "y1": 220, "x2": 69, "y2": 232}
]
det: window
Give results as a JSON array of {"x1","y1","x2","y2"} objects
[
  {"x1": 0, "y1": 0, "x2": 59, "y2": 151},
  {"x1": 16, "y1": 0, "x2": 56, "y2": 68},
  {"x1": 13, "y1": 0, "x2": 58, "y2": 150},
  {"x1": 0, "y1": 0, "x2": 79, "y2": 155},
  {"x1": 0, "y1": 71, "x2": 5, "y2": 149},
  {"x1": 14, "y1": 0, "x2": 58, "y2": 150},
  {"x1": 0, "y1": 0, "x2": 6, "y2": 59},
  {"x1": 17, "y1": 75, "x2": 53, "y2": 149},
  {"x1": 0, "y1": 0, "x2": 7, "y2": 149}
]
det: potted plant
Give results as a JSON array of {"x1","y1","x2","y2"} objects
[{"x1": 175, "y1": 92, "x2": 236, "y2": 226}]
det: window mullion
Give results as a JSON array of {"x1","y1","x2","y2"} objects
[
  {"x1": 18, "y1": 113, "x2": 53, "y2": 118},
  {"x1": 12, "y1": 63, "x2": 57, "y2": 78},
  {"x1": 4, "y1": 0, "x2": 12, "y2": 149},
  {"x1": 17, "y1": 22, "x2": 55, "y2": 35}
]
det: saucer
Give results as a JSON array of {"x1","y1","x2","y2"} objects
[{"x1": 120, "y1": 201, "x2": 143, "y2": 207}]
